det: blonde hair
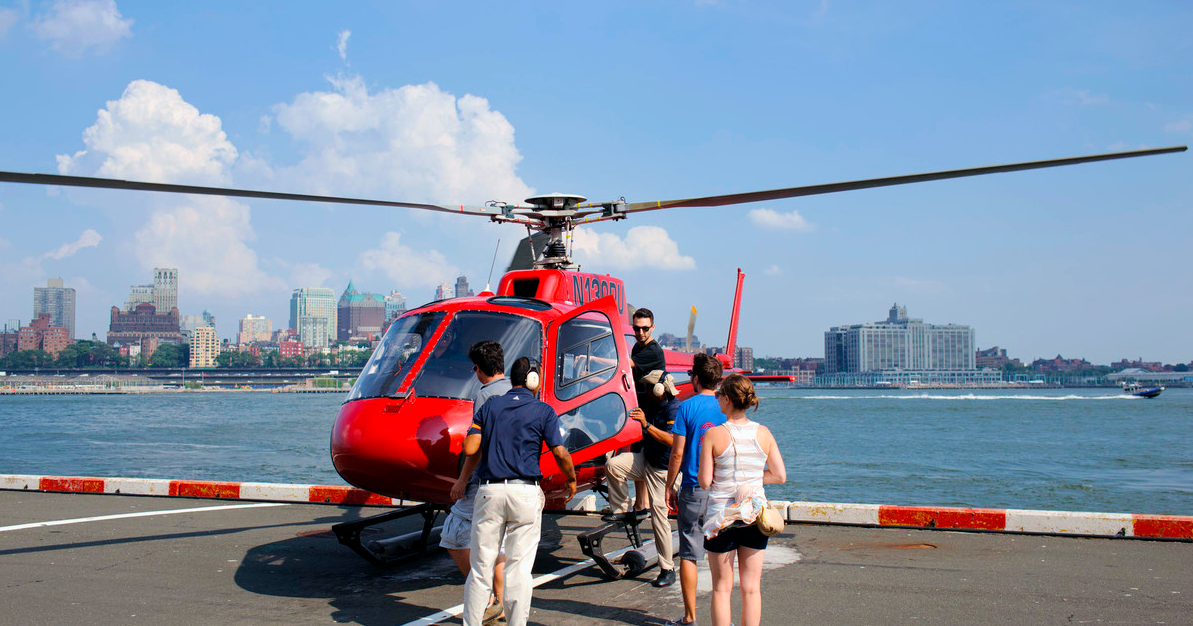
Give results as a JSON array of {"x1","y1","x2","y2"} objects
[{"x1": 719, "y1": 374, "x2": 759, "y2": 412}]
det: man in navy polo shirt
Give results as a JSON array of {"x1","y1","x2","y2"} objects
[{"x1": 462, "y1": 357, "x2": 576, "y2": 626}]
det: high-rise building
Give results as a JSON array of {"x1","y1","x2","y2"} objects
[
  {"x1": 337, "y1": 281, "x2": 386, "y2": 341},
  {"x1": 434, "y1": 282, "x2": 453, "y2": 301},
  {"x1": 454, "y1": 275, "x2": 473, "y2": 299},
  {"x1": 735, "y1": 346, "x2": 755, "y2": 371},
  {"x1": 823, "y1": 304, "x2": 975, "y2": 374},
  {"x1": 17, "y1": 313, "x2": 71, "y2": 356},
  {"x1": 33, "y1": 278, "x2": 76, "y2": 339},
  {"x1": 289, "y1": 287, "x2": 336, "y2": 349},
  {"x1": 384, "y1": 291, "x2": 407, "y2": 321},
  {"x1": 189, "y1": 325, "x2": 219, "y2": 368},
  {"x1": 238, "y1": 315, "x2": 272, "y2": 345},
  {"x1": 154, "y1": 268, "x2": 179, "y2": 313}
]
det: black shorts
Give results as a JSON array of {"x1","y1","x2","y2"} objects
[{"x1": 703, "y1": 522, "x2": 770, "y2": 553}]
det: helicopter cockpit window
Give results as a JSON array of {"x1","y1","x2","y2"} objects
[
  {"x1": 413, "y1": 311, "x2": 542, "y2": 401},
  {"x1": 555, "y1": 312, "x2": 618, "y2": 402},
  {"x1": 557, "y1": 392, "x2": 627, "y2": 453},
  {"x1": 347, "y1": 311, "x2": 445, "y2": 401}
]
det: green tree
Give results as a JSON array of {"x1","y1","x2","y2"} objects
[
  {"x1": 150, "y1": 343, "x2": 189, "y2": 368},
  {"x1": 2, "y1": 349, "x2": 55, "y2": 369},
  {"x1": 216, "y1": 351, "x2": 262, "y2": 368}
]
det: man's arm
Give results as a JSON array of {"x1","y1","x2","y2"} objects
[
  {"x1": 550, "y1": 445, "x2": 577, "y2": 501},
  {"x1": 463, "y1": 432, "x2": 482, "y2": 456},
  {"x1": 665, "y1": 434, "x2": 686, "y2": 507},
  {"x1": 450, "y1": 453, "x2": 480, "y2": 502},
  {"x1": 631, "y1": 408, "x2": 675, "y2": 446}
]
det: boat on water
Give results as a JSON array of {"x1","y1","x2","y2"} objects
[{"x1": 1122, "y1": 382, "x2": 1164, "y2": 398}]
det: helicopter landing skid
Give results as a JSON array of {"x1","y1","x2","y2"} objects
[
  {"x1": 577, "y1": 514, "x2": 655, "y2": 580},
  {"x1": 332, "y1": 503, "x2": 443, "y2": 567}
]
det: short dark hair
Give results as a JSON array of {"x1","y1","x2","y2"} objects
[
  {"x1": 509, "y1": 356, "x2": 539, "y2": 388},
  {"x1": 468, "y1": 340, "x2": 505, "y2": 377},
  {"x1": 632, "y1": 308, "x2": 654, "y2": 323},
  {"x1": 691, "y1": 353, "x2": 723, "y2": 390}
]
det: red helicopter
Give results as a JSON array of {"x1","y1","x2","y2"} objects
[{"x1": 0, "y1": 144, "x2": 1185, "y2": 567}]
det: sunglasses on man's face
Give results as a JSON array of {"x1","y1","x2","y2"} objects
[{"x1": 632, "y1": 325, "x2": 652, "y2": 333}]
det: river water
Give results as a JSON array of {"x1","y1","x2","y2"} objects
[{"x1": 1, "y1": 388, "x2": 1189, "y2": 515}]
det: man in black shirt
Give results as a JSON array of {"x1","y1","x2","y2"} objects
[
  {"x1": 630, "y1": 308, "x2": 665, "y2": 381},
  {"x1": 627, "y1": 307, "x2": 666, "y2": 515}
]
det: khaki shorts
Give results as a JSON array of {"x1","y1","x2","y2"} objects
[{"x1": 439, "y1": 511, "x2": 506, "y2": 554}]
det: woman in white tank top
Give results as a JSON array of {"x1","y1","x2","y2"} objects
[{"x1": 697, "y1": 374, "x2": 786, "y2": 626}]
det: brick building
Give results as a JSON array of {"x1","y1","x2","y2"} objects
[{"x1": 17, "y1": 313, "x2": 71, "y2": 357}]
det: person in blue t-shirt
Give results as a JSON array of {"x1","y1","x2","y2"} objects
[
  {"x1": 461, "y1": 357, "x2": 576, "y2": 626},
  {"x1": 663, "y1": 353, "x2": 725, "y2": 626}
]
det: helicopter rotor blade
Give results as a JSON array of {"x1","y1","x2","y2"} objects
[
  {"x1": 0, "y1": 171, "x2": 503, "y2": 217},
  {"x1": 621, "y1": 145, "x2": 1187, "y2": 213}
]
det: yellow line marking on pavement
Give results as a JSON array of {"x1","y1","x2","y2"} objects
[{"x1": 0, "y1": 502, "x2": 287, "y2": 532}]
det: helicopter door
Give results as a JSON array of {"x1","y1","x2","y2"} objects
[{"x1": 546, "y1": 295, "x2": 638, "y2": 463}]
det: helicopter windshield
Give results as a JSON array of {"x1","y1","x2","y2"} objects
[
  {"x1": 412, "y1": 311, "x2": 542, "y2": 401},
  {"x1": 346, "y1": 311, "x2": 445, "y2": 401}
]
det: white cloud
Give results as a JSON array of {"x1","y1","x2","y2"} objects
[
  {"x1": 0, "y1": 6, "x2": 19, "y2": 36},
  {"x1": 272, "y1": 75, "x2": 533, "y2": 205},
  {"x1": 60, "y1": 79, "x2": 283, "y2": 298},
  {"x1": 1165, "y1": 118, "x2": 1192, "y2": 135},
  {"x1": 133, "y1": 196, "x2": 283, "y2": 297},
  {"x1": 43, "y1": 228, "x2": 102, "y2": 260},
  {"x1": 571, "y1": 225, "x2": 696, "y2": 271},
  {"x1": 336, "y1": 29, "x2": 350, "y2": 62},
  {"x1": 748, "y1": 208, "x2": 815, "y2": 232},
  {"x1": 811, "y1": 0, "x2": 828, "y2": 20},
  {"x1": 271, "y1": 258, "x2": 334, "y2": 288},
  {"x1": 763, "y1": 264, "x2": 782, "y2": 276},
  {"x1": 358, "y1": 231, "x2": 460, "y2": 288},
  {"x1": 31, "y1": 0, "x2": 132, "y2": 57},
  {"x1": 57, "y1": 79, "x2": 237, "y2": 184},
  {"x1": 893, "y1": 276, "x2": 949, "y2": 294},
  {"x1": 1055, "y1": 87, "x2": 1108, "y2": 106}
]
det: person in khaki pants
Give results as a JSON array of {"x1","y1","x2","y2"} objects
[
  {"x1": 603, "y1": 369, "x2": 681, "y2": 587},
  {"x1": 462, "y1": 358, "x2": 576, "y2": 626}
]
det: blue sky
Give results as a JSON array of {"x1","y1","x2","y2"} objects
[{"x1": 1, "y1": 1, "x2": 1190, "y2": 364}]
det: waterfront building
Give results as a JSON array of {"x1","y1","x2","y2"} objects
[
  {"x1": 33, "y1": 278, "x2": 76, "y2": 339},
  {"x1": 289, "y1": 287, "x2": 336, "y2": 349},
  {"x1": 976, "y1": 346, "x2": 1021, "y2": 369},
  {"x1": 384, "y1": 291, "x2": 407, "y2": 321},
  {"x1": 107, "y1": 303, "x2": 183, "y2": 348},
  {"x1": 189, "y1": 325, "x2": 218, "y2": 368},
  {"x1": 434, "y1": 282, "x2": 453, "y2": 301},
  {"x1": 238, "y1": 315, "x2": 272, "y2": 345},
  {"x1": 17, "y1": 313, "x2": 71, "y2": 357},
  {"x1": 337, "y1": 281, "x2": 386, "y2": 341},
  {"x1": 824, "y1": 304, "x2": 975, "y2": 374}
]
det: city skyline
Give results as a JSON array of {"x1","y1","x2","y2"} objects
[{"x1": 0, "y1": 3, "x2": 1190, "y2": 363}]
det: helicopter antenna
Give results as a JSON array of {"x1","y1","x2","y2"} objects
[{"x1": 485, "y1": 239, "x2": 500, "y2": 292}]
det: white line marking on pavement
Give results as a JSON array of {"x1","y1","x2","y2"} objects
[
  {"x1": 399, "y1": 543, "x2": 639, "y2": 626},
  {"x1": 0, "y1": 502, "x2": 287, "y2": 533}
]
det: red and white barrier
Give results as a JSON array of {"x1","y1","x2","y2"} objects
[
  {"x1": 2, "y1": 474, "x2": 1189, "y2": 540},
  {"x1": 779, "y1": 500, "x2": 1192, "y2": 540},
  {"x1": 0, "y1": 474, "x2": 408, "y2": 506}
]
